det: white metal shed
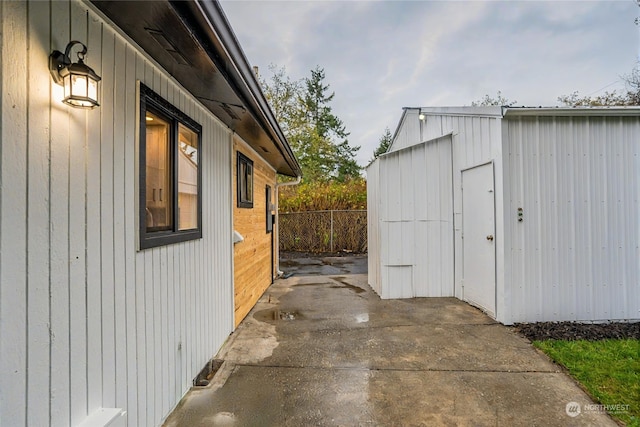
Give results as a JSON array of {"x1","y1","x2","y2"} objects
[{"x1": 367, "y1": 106, "x2": 640, "y2": 325}]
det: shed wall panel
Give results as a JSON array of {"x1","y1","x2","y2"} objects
[
  {"x1": 0, "y1": 1, "x2": 235, "y2": 426},
  {"x1": 366, "y1": 161, "x2": 381, "y2": 295},
  {"x1": 374, "y1": 135, "x2": 454, "y2": 298},
  {"x1": 385, "y1": 111, "x2": 504, "y2": 315},
  {"x1": 381, "y1": 153, "x2": 402, "y2": 222},
  {"x1": 420, "y1": 114, "x2": 503, "y2": 304},
  {"x1": 412, "y1": 145, "x2": 429, "y2": 217},
  {"x1": 384, "y1": 265, "x2": 413, "y2": 298},
  {"x1": 505, "y1": 115, "x2": 640, "y2": 323},
  {"x1": 400, "y1": 151, "x2": 415, "y2": 221},
  {"x1": 389, "y1": 108, "x2": 420, "y2": 152},
  {"x1": 374, "y1": 107, "x2": 639, "y2": 324}
]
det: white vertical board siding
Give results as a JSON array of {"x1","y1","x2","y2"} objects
[
  {"x1": 420, "y1": 113, "x2": 503, "y2": 305},
  {"x1": 504, "y1": 115, "x2": 640, "y2": 324},
  {"x1": 375, "y1": 135, "x2": 454, "y2": 299},
  {"x1": 412, "y1": 135, "x2": 454, "y2": 297},
  {"x1": 451, "y1": 116, "x2": 505, "y2": 317},
  {"x1": 0, "y1": 1, "x2": 234, "y2": 426},
  {"x1": 1, "y1": 2, "x2": 29, "y2": 426},
  {"x1": 372, "y1": 107, "x2": 639, "y2": 324},
  {"x1": 379, "y1": 150, "x2": 413, "y2": 298},
  {"x1": 389, "y1": 108, "x2": 421, "y2": 152},
  {"x1": 366, "y1": 161, "x2": 382, "y2": 295},
  {"x1": 374, "y1": 110, "x2": 501, "y2": 301}
]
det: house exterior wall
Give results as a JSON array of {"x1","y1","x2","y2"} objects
[
  {"x1": 0, "y1": 1, "x2": 234, "y2": 426},
  {"x1": 233, "y1": 136, "x2": 277, "y2": 326},
  {"x1": 502, "y1": 115, "x2": 640, "y2": 324}
]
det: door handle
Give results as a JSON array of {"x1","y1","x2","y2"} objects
[{"x1": 486, "y1": 235, "x2": 494, "y2": 241}]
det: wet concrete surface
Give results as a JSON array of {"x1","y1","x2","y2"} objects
[{"x1": 163, "y1": 255, "x2": 616, "y2": 426}]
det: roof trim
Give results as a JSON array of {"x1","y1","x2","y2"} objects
[
  {"x1": 502, "y1": 106, "x2": 640, "y2": 117},
  {"x1": 89, "y1": 0, "x2": 301, "y2": 177},
  {"x1": 415, "y1": 106, "x2": 640, "y2": 118},
  {"x1": 193, "y1": 0, "x2": 302, "y2": 176},
  {"x1": 419, "y1": 106, "x2": 503, "y2": 117},
  {"x1": 192, "y1": 0, "x2": 301, "y2": 176},
  {"x1": 387, "y1": 108, "x2": 416, "y2": 152},
  {"x1": 381, "y1": 132, "x2": 454, "y2": 158}
]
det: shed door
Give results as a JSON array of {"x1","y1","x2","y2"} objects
[{"x1": 462, "y1": 163, "x2": 496, "y2": 317}]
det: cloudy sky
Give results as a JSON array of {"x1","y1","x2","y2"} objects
[{"x1": 219, "y1": 0, "x2": 639, "y2": 166}]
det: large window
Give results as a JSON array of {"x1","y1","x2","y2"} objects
[
  {"x1": 237, "y1": 152, "x2": 253, "y2": 208},
  {"x1": 139, "y1": 84, "x2": 202, "y2": 249}
]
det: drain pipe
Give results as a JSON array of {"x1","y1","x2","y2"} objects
[{"x1": 275, "y1": 175, "x2": 301, "y2": 277}]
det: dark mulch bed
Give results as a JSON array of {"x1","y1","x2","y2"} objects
[{"x1": 515, "y1": 321, "x2": 640, "y2": 341}]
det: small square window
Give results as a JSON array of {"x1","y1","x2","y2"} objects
[
  {"x1": 237, "y1": 152, "x2": 253, "y2": 208},
  {"x1": 139, "y1": 83, "x2": 202, "y2": 249}
]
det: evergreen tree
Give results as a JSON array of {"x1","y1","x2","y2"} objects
[
  {"x1": 372, "y1": 127, "x2": 392, "y2": 160},
  {"x1": 298, "y1": 66, "x2": 360, "y2": 182},
  {"x1": 261, "y1": 65, "x2": 361, "y2": 182},
  {"x1": 259, "y1": 64, "x2": 302, "y2": 137}
]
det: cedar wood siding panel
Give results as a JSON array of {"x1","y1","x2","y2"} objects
[
  {"x1": 0, "y1": 1, "x2": 234, "y2": 426},
  {"x1": 233, "y1": 136, "x2": 277, "y2": 327}
]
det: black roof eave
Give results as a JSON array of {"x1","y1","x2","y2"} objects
[{"x1": 90, "y1": 0, "x2": 301, "y2": 177}]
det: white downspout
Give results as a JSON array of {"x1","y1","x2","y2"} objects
[{"x1": 274, "y1": 175, "x2": 302, "y2": 276}]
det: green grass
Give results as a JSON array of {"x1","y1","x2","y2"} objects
[{"x1": 534, "y1": 339, "x2": 640, "y2": 426}]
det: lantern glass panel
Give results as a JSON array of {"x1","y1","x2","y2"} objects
[
  {"x1": 63, "y1": 74, "x2": 71, "y2": 98},
  {"x1": 71, "y1": 74, "x2": 88, "y2": 98},
  {"x1": 88, "y1": 77, "x2": 98, "y2": 101}
]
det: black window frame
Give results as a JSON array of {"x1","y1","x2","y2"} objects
[
  {"x1": 266, "y1": 185, "x2": 273, "y2": 233},
  {"x1": 237, "y1": 152, "x2": 254, "y2": 208},
  {"x1": 139, "y1": 83, "x2": 202, "y2": 249}
]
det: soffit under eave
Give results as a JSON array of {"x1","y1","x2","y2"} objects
[{"x1": 90, "y1": 0, "x2": 299, "y2": 177}]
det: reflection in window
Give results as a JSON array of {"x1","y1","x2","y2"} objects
[
  {"x1": 178, "y1": 124, "x2": 198, "y2": 230},
  {"x1": 145, "y1": 111, "x2": 172, "y2": 231},
  {"x1": 237, "y1": 152, "x2": 253, "y2": 208},
  {"x1": 139, "y1": 83, "x2": 202, "y2": 249}
]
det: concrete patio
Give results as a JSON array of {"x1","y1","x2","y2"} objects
[{"x1": 163, "y1": 255, "x2": 615, "y2": 426}]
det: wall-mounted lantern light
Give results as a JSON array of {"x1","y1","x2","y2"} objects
[{"x1": 49, "y1": 40, "x2": 101, "y2": 109}]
